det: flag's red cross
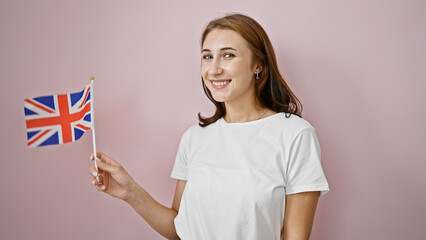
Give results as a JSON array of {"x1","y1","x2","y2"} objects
[{"x1": 26, "y1": 94, "x2": 91, "y2": 144}]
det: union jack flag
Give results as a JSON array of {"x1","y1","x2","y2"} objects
[{"x1": 24, "y1": 84, "x2": 92, "y2": 148}]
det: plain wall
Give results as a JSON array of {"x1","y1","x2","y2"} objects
[{"x1": 1, "y1": 0, "x2": 425, "y2": 239}]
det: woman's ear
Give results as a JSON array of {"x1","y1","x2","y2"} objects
[{"x1": 253, "y1": 61, "x2": 263, "y2": 74}]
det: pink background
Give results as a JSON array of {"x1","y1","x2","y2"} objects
[{"x1": 1, "y1": 0, "x2": 425, "y2": 239}]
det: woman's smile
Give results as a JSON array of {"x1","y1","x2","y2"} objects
[{"x1": 210, "y1": 79, "x2": 232, "y2": 89}]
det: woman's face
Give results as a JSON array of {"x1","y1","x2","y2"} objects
[{"x1": 201, "y1": 29, "x2": 260, "y2": 104}]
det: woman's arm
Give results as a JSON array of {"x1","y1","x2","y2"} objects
[
  {"x1": 126, "y1": 180, "x2": 186, "y2": 240},
  {"x1": 282, "y1": 191, "x2": 320, "y2": 240},
  {"x1": 89, "y1": 152, "x2": 186, "y2": 240}
]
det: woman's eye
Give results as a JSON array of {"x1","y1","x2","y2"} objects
[
  {"x1": 224, "y1": 53, "x2": 235, "y2": 58},
  {"x1": 203, "y1": 55, "x2": 213, "y2": 60}
]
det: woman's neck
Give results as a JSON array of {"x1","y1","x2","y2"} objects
[{"x1": 223, "y1": 96, "x2": 269, "y2": 123}]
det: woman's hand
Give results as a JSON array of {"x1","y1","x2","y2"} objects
[
  {"x1": 89, "y1": 152, "x2": 181, "y2": 240},
  {"x1": 89, "y1": 152, "x2": 138, "y2": 203}
]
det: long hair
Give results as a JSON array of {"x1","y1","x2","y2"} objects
[{"x1": 198, "y1": 13, "x2": 303, "y2": 127}]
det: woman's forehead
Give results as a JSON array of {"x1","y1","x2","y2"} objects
[{"x1": 202, "y1": 29, "x2": 249, "y2": 51}]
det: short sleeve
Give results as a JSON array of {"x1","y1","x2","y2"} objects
[
  {"x1": 285, "y1": 127, "x2": 330, "y2": 196},
  {"x1": 170, "y1": 127, "x2": 192, "y2": 180}
]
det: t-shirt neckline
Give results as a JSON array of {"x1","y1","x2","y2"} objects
[{"x1": 219, "y1": 112, "x2": 283, "y2": 126}]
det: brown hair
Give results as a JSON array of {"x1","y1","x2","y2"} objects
[{"x1": 198, "y1": 13, "x2": 303, "y2": 127}]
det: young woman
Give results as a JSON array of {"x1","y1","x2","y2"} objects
[{"x1": 89, "y1": 13, "x2": 329, "y2": 240}]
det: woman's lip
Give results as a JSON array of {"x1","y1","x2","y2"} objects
[
  {"x1": 210, "y1": 79, "x2": 231, "y2": 89},
  {"x1": 210, "y1": 79, "x2": 232, "y2": 82}
]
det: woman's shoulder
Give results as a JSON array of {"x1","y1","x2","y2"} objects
[
  {"x1": 271, "y1": 112, "x2": 316, "y2": 134},
  {"x1": 179, "y1": 120, "x2": 217, "y2": 139}
]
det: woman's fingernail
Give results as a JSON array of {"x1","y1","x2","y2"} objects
[
  {"x1": 100, "y1": 185, "x2": 106, "y2": 190},
  {"x1": 92, "y1": 180, "x2": 96, "y2": 185},
  {"x1": 92, "y1": 171, "x2": 98, "y2": 177},
  {"x1": 90, "y1": 155, "x2": 94, "y2": 160}
]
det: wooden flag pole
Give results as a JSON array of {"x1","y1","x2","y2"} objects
[{"x1": 90, "y1": 76, "x2": 100, "y2": 183}]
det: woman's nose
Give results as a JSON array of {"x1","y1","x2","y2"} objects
[{"x1": 208, "y1": 59, "x2": 223, "y2": 75}]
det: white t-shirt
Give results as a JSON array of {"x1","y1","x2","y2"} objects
[{"x1": 171, "y1": 112, "x2": 329, "y2": 240}]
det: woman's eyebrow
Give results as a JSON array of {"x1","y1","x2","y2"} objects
[{"x1": 202, "y1": 47, "x2": 238, "y2": 52}]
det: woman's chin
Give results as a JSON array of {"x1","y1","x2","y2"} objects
[
  {"x1": 211, "y1": 93, "x2": 227, "y2": 103},
  {"x1": 213, "y1": 98, "x2": 225, "y2": 103}
]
